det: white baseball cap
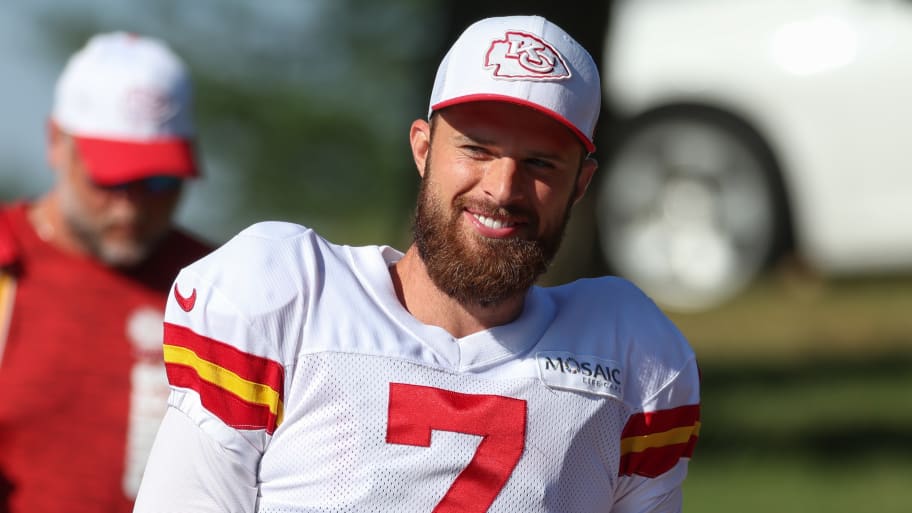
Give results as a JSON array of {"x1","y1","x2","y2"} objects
[
  {"x1": 429, "y1": 15, "x2": 601, "y2": 153},
  {"x1": 52, "y1": 32, "x2": 198, "y2": 185}
]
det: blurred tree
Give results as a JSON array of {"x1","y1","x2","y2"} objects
[
  {"x1": 31, "y1": 0, "x2": 448, "y2": 245},
  {"x1": 20, "y1": 0, "x2": 614, "y2": 277},
  {"x1": 439, "y1": 2, "x2": 611, "y2": 68}
]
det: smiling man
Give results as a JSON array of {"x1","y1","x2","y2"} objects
[
  {"x1": 135, "y1": 15, "x2": 701, "y2": 513},
  {"x1": 409, "y1": 100, "x2": 594, "y2": 313}
]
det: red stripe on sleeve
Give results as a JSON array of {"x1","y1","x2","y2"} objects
[
  {"x1": 166, "y1": 363, "x2": 281, "y2": 433},
  {"x1": 621, "y1": 404, "x2": 701, "y2": 438},
  {"x1": 164, "y1": 322, "x2": 284, "y2": 403},
  {"x1": 618, "y1": 435, "x2": 699, "y2": 478}
]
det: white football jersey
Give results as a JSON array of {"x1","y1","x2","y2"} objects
[{"x1": 136, "y1": 221, "x2": 701, "y2": 513}]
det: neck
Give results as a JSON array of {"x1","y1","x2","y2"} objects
[{"x1": 389, "y1": 245, "x2": 526, "y2": 339}]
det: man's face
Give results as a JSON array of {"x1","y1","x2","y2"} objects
[
  {"x1": 412, "y1": 101, "x2": 596, "y2": 307},
  {"x1": 55, "y1": 135, "x2": 183, "y2": 268}
]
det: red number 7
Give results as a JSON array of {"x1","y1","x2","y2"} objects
[{"x1": 386, "y1": 383, "x2": 527, "y2": 513}]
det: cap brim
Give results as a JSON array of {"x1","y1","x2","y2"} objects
[
  {"x1": 73, "y1": 135, "x2": 198, "y2": 186},
  {"x1": 432, "y1": 94, "x2": 596, "y2": 154}
]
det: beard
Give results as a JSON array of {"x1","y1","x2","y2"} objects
[
  {"x1": 58, "y1": 183, "x2": 164, "y2": 269},
  {"x1": 413, "y1": 159, "x2": 575, "y2": 308}
]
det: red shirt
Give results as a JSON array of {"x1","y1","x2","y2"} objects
[{"x1": 0, "y1": 202, "x2": 213, "y2": 513}]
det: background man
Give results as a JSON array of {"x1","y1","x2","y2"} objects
[
  {"x1": 0, "y1": 32, "x2": 213, "y2": 513},
  {"x1": 135, "y1": 15, "x2": 700, "y2": 513}
]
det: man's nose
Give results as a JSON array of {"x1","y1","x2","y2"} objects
[
  {"x1": 482, "y1": 157, "x2": 525, "y2": 205},
  {"x1": 105, "y1": 189, "x2": 143, "y2": 217}
]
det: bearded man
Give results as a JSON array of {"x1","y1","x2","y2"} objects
[{"x1": 135, "y1": 15, "x2": 702, "y2": 513}]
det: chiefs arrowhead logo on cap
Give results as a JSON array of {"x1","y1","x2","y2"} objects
[
  {"x1": 484, "y1": 31, "x2": 571, "y2": 80},
  {"x1": 428, "y1": 16, "x2": 599, "y2": 153},
  {"x1": 124, "y1": 87, "x2": 179, "y2": 128}
]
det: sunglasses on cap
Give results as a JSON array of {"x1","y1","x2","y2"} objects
[{"x1": 92, "y1": 176, "x2": 183, "y2": 193}]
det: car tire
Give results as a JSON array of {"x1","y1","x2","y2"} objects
[{"x1": 595, "y1": 107, "x2": 789, "y2": 312}]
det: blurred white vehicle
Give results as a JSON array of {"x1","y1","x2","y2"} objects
[{"x1": 597, "y1": 0, "x2": 912, "y2": 311}]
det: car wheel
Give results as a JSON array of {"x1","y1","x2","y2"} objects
[{"x1": 596, "y1": 108, "x2": 787, "y2": 312}]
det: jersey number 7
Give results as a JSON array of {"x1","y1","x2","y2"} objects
[{"x1": 386, "y1": 383, "x2": 527, "y2": 513}]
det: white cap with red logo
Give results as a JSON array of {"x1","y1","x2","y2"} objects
[
  {"x1": 52, "y1": 31, "x2": 198, "y2": 185},
  {"x1": 429, "y1": 15, "x2": 601, "y2": 153}
]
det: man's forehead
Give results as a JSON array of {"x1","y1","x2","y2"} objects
[{"x1": 432, "y1": 103, "x2": 588, "y2": 158}]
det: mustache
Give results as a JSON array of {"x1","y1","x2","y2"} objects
[{"x1": 453, "y1": 196, "x2": 538, "y2": 224}]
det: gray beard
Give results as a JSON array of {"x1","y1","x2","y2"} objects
[{"x1": 58, "y1": 185, "x2": 157, "y2": 268}]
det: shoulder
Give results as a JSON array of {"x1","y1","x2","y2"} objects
[
  {"x1": 163, "y1": 222, "x2": 330, "y2": 385},
  {"x1": 212, "y1": 220, "x2": 326, "y2": 257},
  {"x1": 174, "y1": 221, "x2": 352, "y2": 321},
  {"x1": 182, "y1": 220, "x2": 317, "y2": 284},
  {"x1": 231, "y1": 220, "x2": 317, "y2": 242},
  {"x1": 545, "y1": 275, "x2": 686, "y2": 350},
  {"x1": 538, "y1": 276, "x2": 698, "y2": 405},
  {"x1": 186, "y1": 221, "x2": 334, "y2": 281}
]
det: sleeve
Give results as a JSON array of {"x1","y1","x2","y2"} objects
[
  {"x1": 612, "y1": 355, "x2": 701, "y2": 513},
  {"x1": 161, "y1": 261, "x2": 287, "y2": 472},
  {"x1": 133, "y1": 407, "x2": 258, "y2": 513},
  {"x1": 138, "y1": 222, "x2": 313, "y2": 506}
]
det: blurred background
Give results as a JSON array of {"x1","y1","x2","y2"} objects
[{"x1": 2, "y1": 0, "x2": 910, "y2": 511}]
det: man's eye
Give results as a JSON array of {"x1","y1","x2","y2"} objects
[
  {"x1": 526, "y1": 158, "x2": 555, "y2": 169},
  {"x1": 464, "y1": 145, "x2": 490, "y2": 157}
]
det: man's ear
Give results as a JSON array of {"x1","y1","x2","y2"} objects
[
  {"x1": 572, "y1": 156, "x2": 598, "y2": 205},
  {"x1": 46, "y1": 120, "x2": 68, "y2": 173},
  {"x1": 409, "y1": 118, "x2": 431, "y2": 178}
]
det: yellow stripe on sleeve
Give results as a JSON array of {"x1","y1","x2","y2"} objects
[
  {"x1": 163, "y1": 343, "x2": 284, "y2": 424},
  {"x1": 620, "y1": 421, "x2": 702, "y2": 455}
]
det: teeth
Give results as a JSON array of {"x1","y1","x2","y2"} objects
[{"x1": 474, "y1": 214, "x2": 514, "y2": 229}]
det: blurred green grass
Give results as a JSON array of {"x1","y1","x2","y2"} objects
[
  {"x1": 669, "y1": 271, "x2": 912, "y2": 363},
  {"x1": 686, "y1": 454, "x2": 910, "y2": 513},
  {"x1": 670, "y1": 271, "x2": 912, "y2": 512}
]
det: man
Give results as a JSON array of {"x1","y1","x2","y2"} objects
[
  {"x1": 135, "y1": 15, "x2": 701, "y2": 513},
  {"x1": 0, "y1": 32, "x2": 213, "y2": 513}
]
